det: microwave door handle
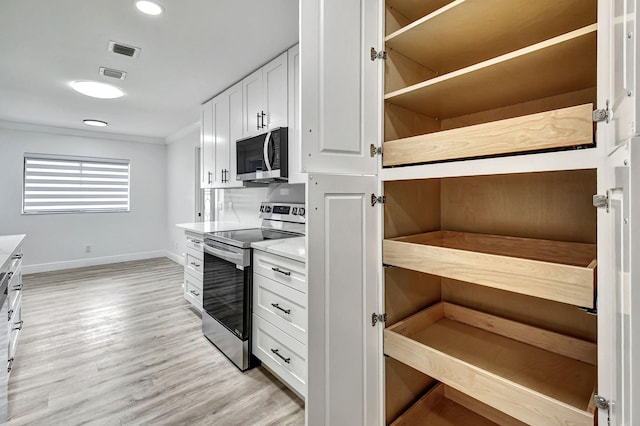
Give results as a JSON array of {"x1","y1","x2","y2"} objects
[{"x1": 263, "y1": 131, "x2": 273, "y2": 171}]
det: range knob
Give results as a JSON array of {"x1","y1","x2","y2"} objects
[
  {"x1": 292, "y1": 207, "x2": 298, "y2": 215},
  {"x1": 260, "y1": 205, "x2": 265, "y2": 212},
  {"x1": 265, "y1": 206, "x2": 272, "y2": 213},
  {"x1": 298, "y1": 207, "x2": 305, "y2": 216}
]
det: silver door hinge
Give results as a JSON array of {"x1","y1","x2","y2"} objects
[
  {"x1": 370, "y1": 47, "x2": 387, "y2": 61},
  {"x1": 370, "y1": 144, "x2": 382, "y2": 157},
  {"x1": 594, "y1": 394, "x2": 611, "y2": 425},
  {"x1": 372, "y1": 313, "x2": 387, "y2": 327},
  {"x1": 371, "y1": 194, "x2": 386, "y2": 206},
  {"x1": 593, "y1": 100, "x2": 611, "y2": 123},
  {"x1": 593, "y1": 193, "x2": 610, "y2": 212}
]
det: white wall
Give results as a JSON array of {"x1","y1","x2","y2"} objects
[
  {"x1": 0, "y1": 125, "x2": 167, "y2": 272},
  {"x1": 166, "y1": 125, "x2": 199, "y2": 262}
]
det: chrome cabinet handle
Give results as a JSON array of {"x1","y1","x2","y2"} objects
[
  {"x1": 7, "y1": 358, "x2": 13, "y2": 373},
  {"x1": 270, "y1": 348, "x2": 291, "y2": 364},
  {"x1": 257, "y1": 112, "x2": 261, "y2": 130},
  {"x1": 188, "y1": 239, "x2": 201, "y2": 245},
  {"x1": 8, "y1": 310, "x2": 13, "y2": 321},
  {"x1": 260, "y1": 111, "x2": 266, "y2": 128},
  {"x1": 189, "y1": 289, "x2": 200, "y2": 297},
  {"x1": 11, "y1": 254, "x2": 23, "y2": 260},
  {"x1": 12, "y1": 321, "x2": 23, "y2": 331},
  {"x1": 190, "y1": 261, "x2": 201, "y2": 268},
  {"x1": 12, "y1": 284, "x2": 22, "y2": 291},
  {"x1": 271, "y1": 267, "x2": 291, "y2": 276},
  {"x1": 6, "y1": 272, "x2": 13, "y2": 279},
  {"x1": 208, "y1": 171, "x2": 212, "y2": 184},
  {"x1": 271, "y1": 303, "x2": 291, "y2": 315}
]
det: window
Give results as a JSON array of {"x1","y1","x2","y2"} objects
[{"x1": 23, "y1": 153, "x2": 130, "y2": 214}]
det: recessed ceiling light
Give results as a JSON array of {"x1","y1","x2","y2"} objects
[
  {"x1": 83, "y1": 120, "x2": 108, "y2": 127},
  {"x1": 136, "y1": 1, "x2": 163, "y2": 15},
  {"x1": 70, "y1": 81, "x2": 124, "y2": 99}
]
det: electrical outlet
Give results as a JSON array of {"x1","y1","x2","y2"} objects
[{"x1": 85, "y1": 245, "x2": 91, "y2": 253}]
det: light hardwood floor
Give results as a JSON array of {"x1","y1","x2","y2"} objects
[{"x1": 8, "y1": 257, "x2": 304, "y2": 425}]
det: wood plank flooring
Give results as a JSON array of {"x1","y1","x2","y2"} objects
[{"x1": 8, "y1": 257, "x2": 304, "y2": 425}]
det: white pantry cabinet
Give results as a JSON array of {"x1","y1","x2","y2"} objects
[
  {"x1": 242, "y1": 51, "x2": 288, "y2": 138},
  {"x1": 302, "y1": 0, "x2": 639, "y2": 425},
  {"x1": 200, "y1": 82, "x2": 245, "y2": 189},
  {"x1": 287, "y1": 44, "x2": 306, "y2": 184}
]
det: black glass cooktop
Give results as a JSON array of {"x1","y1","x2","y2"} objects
[{"x1": 207, "y1": 228, "x2": 301, "y2": 249}]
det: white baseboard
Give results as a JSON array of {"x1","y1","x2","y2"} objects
[
  {"x1": 165, "y1": 250, "x2": 185, "y2": 266},
  {"x1": 23, "y1": 250, "x2": 174, "y2": 274}
]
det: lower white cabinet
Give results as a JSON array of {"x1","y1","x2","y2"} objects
[
  {"x1": 252, "y1": 249, "x2": 307, "y2": 398},
  {"x1": 183, "y1": 232, "x2": 203, "y2": 312},
  {"x1": 3, "y1": 237, "x2": 25, "y2": 375}
]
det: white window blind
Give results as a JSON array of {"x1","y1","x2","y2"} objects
[{"x1": 23, "y1": 154, "x2": 130, "y2": 214}]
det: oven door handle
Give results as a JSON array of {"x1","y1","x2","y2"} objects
[
  {"x1": 263, "y1": 131, "x2": 273, "y2": 171},
  {"x1": 203, "y1": 243, "x2": 244, "y2": 266}
]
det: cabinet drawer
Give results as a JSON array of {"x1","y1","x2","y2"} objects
[
  {"x1": 252, "y1": 314, "x2": 306, "y2": 397},
  {"x1": 9, "y1": 304, "x2": 22, "y2": 360},
  {"x1": 9, "y1": 255, "x2": 22, "y2": 274},
  {"x1": 185, "y1": 235, "x2": 204, "y2": 252},
  {"x1": 185, "y1": 253, "x2": 203, "y2": 274},
  {"x1": 8, "y1": 269, "x2": 22, "y2": 310},
  {"x1": 253, "y1": 273, "x2": 306, "y2": 344},
  {"x1": 184, "y1": 267, "x2": 203, "y2": 285},
  {"x1": 184, "y1": 276, "x2": 203, "y2": 311},
  {"x1": 253, "y1": 250, "x2": 306, "y2": 293},
  {"x1": 186, "y1": 246, "x2": 203, "y2": 261}
]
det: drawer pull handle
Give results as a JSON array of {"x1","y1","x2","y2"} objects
[
  {"x1": 189, "y1": 239, "x2": 201, "y2": 245},
  {"x1": 6, "y1": 272, "x2": 13, "y2": 279},
  {"x1": 271, "y1": 267, "x2": 291, "y2": 276},
  {"x1": 271, "y1": 303, "x2": 291, "y2": 315},
  {"x1": 270, "y1": 348, "x2": 291, "y2": 364},
  {"x1": 12, "y1": 284, "x2": 22, "y2": 291},
  {"x1": 7, "y1": 358, "x2": 13, "y2": 373},
  {"x1": 12, "y1": 321, "x2": 23, "y2": 331},
  {"x1": 190, "y1": 289, "x2": 200, "y2": 297},
  {"x1": 7, "y1": 310, "x2": 13, "y2": 322},
  {"x1": 190, "y1": 262, "x2": 201, "y2": 268},
  {"x1": 11, "y1": 254, "x2": 23, "y2": 260}
]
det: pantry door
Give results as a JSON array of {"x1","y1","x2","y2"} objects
[{"x1": 306, "y1": 173, "x2": 382, "y2": 426}]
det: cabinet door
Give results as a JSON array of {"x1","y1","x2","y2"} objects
[
  {"x1": 200, "y1": 100, "x2": 215, "y2": 188},
  {"x1": 300, "y1": 0, "x2": 380, "y2": 175},
  {"x1": 287, "y1": 44, "x2": 306, "y2": 184},
  {"x1": 263, "y1": 51, "x2": 288, "y2": 130},
  {"x1": 227, "y1": 81, "x2": 245, "y2": 188},
  {"x1": 597, "y1": 140, "x2": 639, "y2": 425},
  {"x1": 212, "y1": 92, "x2": 229, "y2": 187},
  {"x1": 243, "y1": 68, "x2": 264, "y2": 137},
  {"x1": 307, "y1": 174, "x2": 382, "y2": 426},
  {"x1": 600, "y1": 0, "x2": 639, "y2": 152}
]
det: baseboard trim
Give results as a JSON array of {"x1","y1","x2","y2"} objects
[
  {"x1": 23, "y1": 250, "x2": 173, "y2": 274},
  {"x1": 165, "y1": 250, "x2": 185, "y2": 266}
]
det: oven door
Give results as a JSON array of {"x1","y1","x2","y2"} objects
[{"x1": 202, "y1": 241, "x2": 251, "y2": 340}]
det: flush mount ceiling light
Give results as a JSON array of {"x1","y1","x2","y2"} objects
[
  {"x1": 135, "y1": 1, "x2": 163, "y2": 15},
  {"x1": 70, "y1": 81, "x2": 124, "y2": 99},
  {"x1": 83, "y1": 119, "x2": 108, "y2": 127}
]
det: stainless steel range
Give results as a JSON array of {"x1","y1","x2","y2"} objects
[{"x1": 201, "y1": 202, "x2": 305, "y2": 370}]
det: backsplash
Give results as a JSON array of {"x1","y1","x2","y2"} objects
[{"x1": 214, "y1": 182, "x2": 305, "y2": 223}]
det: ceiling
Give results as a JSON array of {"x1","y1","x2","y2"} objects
[{"x1": 0, "y1": 0, "x2": 299, "y2": 141}]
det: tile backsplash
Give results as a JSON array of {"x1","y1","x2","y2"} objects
[{"x1": 214, "y1": 182, "x2": 305, "y2": 223}]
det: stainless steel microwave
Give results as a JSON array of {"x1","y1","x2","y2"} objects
[{"x1": 236, "y1": 127, "x2": 288, "y2": 182}]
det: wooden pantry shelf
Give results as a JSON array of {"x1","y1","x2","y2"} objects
[
  {"x1": 386, "y1": 0, "x2": 596, "y2": 75},
  {"x1": 383, "y1": 104, "x2": 594, "y2": 166},
  {"x1": 384, "y1": 302, "x2": 596, "y2": 426},
  {"x1": 390, "y1": 382, "x2": 525, "y2": 426},
  {"x1": 383, "y1": 231, "x2": 596, "y2": 307},
  {"x1": 384, "y1": 25, "x2": 597, "y2": 119},
  {"x1": 386, "y1": 0, "x2": 453, "y2": 24}
]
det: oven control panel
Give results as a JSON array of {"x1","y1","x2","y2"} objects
[{"x1": 260, "y1": 202, "x2": 306, "y2": 222}]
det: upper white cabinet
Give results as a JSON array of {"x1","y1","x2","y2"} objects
[
  {"x1": 243, "y1": 51, "x2": 289, "y2": 138},
  {"x1": 287, "y1": 44, "x2": 306, "y2": 184},
  {"x1": 300, "y1": 0, "x2": 379, "y2": 176},
  {"x1": 201, "y1": 82, "x2": 245, "y2": 189}
]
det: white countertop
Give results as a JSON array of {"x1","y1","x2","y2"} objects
[
  {"x1": 176, "y1": 221, "x2": 260, "y2": 235},
  {"x1": 0, "y1": 234, "x2": 26, "y2": 270},
  {"x1": 251, "y1": 236, "x2": 306, "y2": 263}
]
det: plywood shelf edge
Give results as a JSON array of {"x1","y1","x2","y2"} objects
[
  {"x1": 383, "y1": 104, "x2": 594, "y2": 166},
  {"x1": 383, "y1": 231, "x2": 596, "y2": 307}
]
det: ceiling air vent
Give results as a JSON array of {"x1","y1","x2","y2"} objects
[
  {"x1": 108, "y1": 41, "x2": 141, "y2": 58},
  {"x1": 99, "y1": 67, "x2": 127, "y2": 80}
]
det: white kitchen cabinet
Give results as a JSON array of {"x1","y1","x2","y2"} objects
[
  {"x1": 1, "y1": 235, "x2": 25, "y2": 376},
  {"x1": 242, "y1": 51, "x2": 288, "y2": 138},
  {"x1": 200, "y1": 82, "x2": 245, "y2": 189},
  {"x1": 252, "y1": 249, "x2": 307, "y2": 398},
  {"x1": 302, "y1": 0, "x2": 639, "y2": 425},
  {"x1": 183, "y1": 232, "x2": 203, "y2": 311},
  {"x1": 287, "y1": 44, "x2": 306, "y2": 184}
]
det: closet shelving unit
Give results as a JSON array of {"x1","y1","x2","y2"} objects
[{"x1": 380, "y1": 0, "x2": 600, "y2": 425}]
